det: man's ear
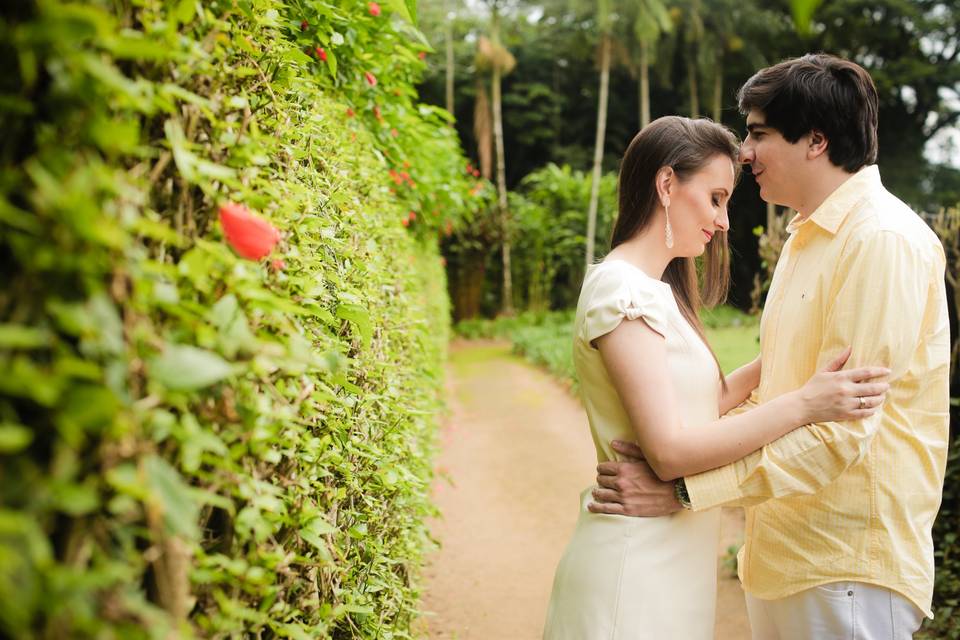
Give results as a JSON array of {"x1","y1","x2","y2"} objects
[
  {"x1": 656, "y1": 166, "x2": 674, "y2": 207},
  {"x1": 808, "y1": 130, "x2": 829, "y2": 160}
]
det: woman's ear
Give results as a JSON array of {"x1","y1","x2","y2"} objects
[{"x1": 656, "y1": 166, "x2": 674, "y2": 208}]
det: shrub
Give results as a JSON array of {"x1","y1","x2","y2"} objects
[{"x1": 0, "y1": 0, "x2": 468, "y2": 637}]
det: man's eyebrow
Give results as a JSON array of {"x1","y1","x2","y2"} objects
[{"x1": 746, "y1": 123, "x2": 768, "y2": 133}]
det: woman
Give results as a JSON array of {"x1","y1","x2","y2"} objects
[{"x1": 542, "y1": 116, "x2": 889, "y2": 639}]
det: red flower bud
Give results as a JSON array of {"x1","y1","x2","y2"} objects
[
  {"x1": 368, "y1": 2, "x2": 381, "y2": 16},
  {"x1": 402, "y1": 161, "x2": 410, "y2": 169},
  {"x1": 271, "y1": 258, "x2": 286, "y2": 271},
  {"x1": 408, "y1": 211, "x2": 416, "y2": 221},
  {"x1": 365, "y1": 71, "x2": 377, "y2": 86},
  {"x1": 346, "y1": 107, "x2": 355, "y2": 118},
  {"x1": 373, "y1": 105, "x2": 382, "y2": 120},
  {"x1": 419, "y1": 51, "x2": 427, "y2": 60},
  {"x1": 300, "y1": 20, "x2": 308, "y2": 31},
  {"x1": 219, "y1": 203, "x2": 280, "y2": 260},
  {"x1": 316, "y1": 46, "x2": 327, "y2": 62},
  {"x1": 401, "y1": 217, "x2": 410, "y2": 227}
]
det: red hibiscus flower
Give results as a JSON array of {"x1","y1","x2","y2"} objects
[
  {"x1": 315, "y1": 46, "x2": 327, "y2": 62},
  {"x1": 365, "y1": 71, "x2": 377, "y2": 86},
  {"x1": 368, "y1": 2, "x2": 381, "y2": 16},
  {"x1": 219, "y1": 203, "x2": 280, "y2": 260}
]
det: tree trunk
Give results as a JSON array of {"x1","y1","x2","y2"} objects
[
  {"x1": 687, "y1": 54, "x2": 699, "y2": 117},
  {"x1": 586, "y1": 33, "x2": 612, "y2": 268},
  {"x1": 444, "y1": 0, "x2": 455, "y2": 114},
  {"x1": 712, "y1": 59, "x2": 723, "y2": 122},
  {"x1": 452, "y1": 249, "x2": 487, "y2": 321},
  {"x1": 639, "y1": 39, "x2": 650, "y2": 129},
  {"x1": 491, "y1": 9, "x2": 513, "y2": 314},
  {"x1": 474, "y1": 80, "x2": 493, "y2": 179}
]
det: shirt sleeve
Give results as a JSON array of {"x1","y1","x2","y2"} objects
[
  {"x1": 685, "y1": 230, "x2": 936, "y2": 511},
  {"x1": 579, "y1": 266, "x2": 669, "y2": 346}
]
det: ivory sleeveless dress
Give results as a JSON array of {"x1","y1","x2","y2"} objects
[{"x1": 542, "y1": 260, "x2": 722, "y2": 639}]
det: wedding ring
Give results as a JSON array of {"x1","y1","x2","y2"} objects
[{"x1": 858, "y1": 396, "x2": 865, "y2": 409}]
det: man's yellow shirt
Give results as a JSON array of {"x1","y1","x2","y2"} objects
[{"x1": 686, "y1": 165, "x2": 950, "y2": 617}]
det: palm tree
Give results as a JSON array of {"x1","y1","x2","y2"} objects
[
  {"x1": 624, "y1": 0, "x2": 672, "y2": 128},
  {"x1": 585, "y1": 0, "x2": 614, "y2": 268},
  {"x1": 668, "y1": 0, "x2": 704, "y2": 118},
  {"x1": 479, "y1": 0, "x2": 517, "y2": 313},
  {"x1": 443, "y1": 0, "x2": 455, "y2": 114}
]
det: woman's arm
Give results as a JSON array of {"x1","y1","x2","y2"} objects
[
  {"x1": 595, "y1": 317, "x2": 888, "y2": 481},
  {"x1": 719, "y1": 354, "x2": 761, "y2": 415}
]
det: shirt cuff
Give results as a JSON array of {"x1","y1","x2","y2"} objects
[{"x1": 685, "y1": 463, "x2": 742, "y2": 511}]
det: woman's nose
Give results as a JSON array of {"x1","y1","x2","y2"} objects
[{"x1": 716, "y1": 209, "x2": 730, "y2": 231}]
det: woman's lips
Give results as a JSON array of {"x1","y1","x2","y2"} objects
[{"x1": 703, "y1": 230, "x2": 713, "y2": 242}]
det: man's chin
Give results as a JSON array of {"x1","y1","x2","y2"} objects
[{"x1": 758, "y1": 189, "x2": 786, "y2": 207}]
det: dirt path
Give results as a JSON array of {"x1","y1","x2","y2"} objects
[{"x1": 418, "y1": 340, "x2": 751, "y2": 639}]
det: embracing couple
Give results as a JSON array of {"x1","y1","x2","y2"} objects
[{"x1": 543, "y1": 54, "x2": 950, "y2": 639}]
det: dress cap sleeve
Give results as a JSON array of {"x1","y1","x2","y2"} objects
[{"x1": 580, "y1": 263, "x2": 669, "y2": 346}]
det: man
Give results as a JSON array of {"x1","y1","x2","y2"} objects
[{"x1": 590, "y1": 54, "x2": 950, "y2": 639}]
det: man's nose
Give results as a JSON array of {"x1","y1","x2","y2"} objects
[{"x1": 738, "y1": 143, "x2": 754, "y2": 165}]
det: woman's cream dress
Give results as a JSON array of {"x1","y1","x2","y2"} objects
[{"x1": 542, "y1": 260, "x2": 722, "y2": 640}]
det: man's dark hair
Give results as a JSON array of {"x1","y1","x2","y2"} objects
[{"x1": 737, "y1": 53, "x2": 879, "y2": 172}]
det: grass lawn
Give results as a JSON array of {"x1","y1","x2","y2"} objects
[
  {"x1": 455, "y1": 306, "x2": 760, "y2": 392},
  {"x1": 706, "y1": 324, "x2": 761, "y2": 375}
]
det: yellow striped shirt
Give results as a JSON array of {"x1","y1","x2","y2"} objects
[{"x1": 685, "y1": 165, "x2": 950, "y2": 617}]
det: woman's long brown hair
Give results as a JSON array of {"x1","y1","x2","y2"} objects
[{"x1": 610, "y1": 116, "x2": 741, "y2": 387}]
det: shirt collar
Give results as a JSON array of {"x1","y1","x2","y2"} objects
[{"x1": 785, "y1": 165, "x2": 881, "y2": 235}]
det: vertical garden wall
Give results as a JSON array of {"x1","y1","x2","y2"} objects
[{"x1": 0, "y1": 0, "x2": 476, "y2": 637}]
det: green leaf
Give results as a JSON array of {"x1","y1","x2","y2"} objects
[
  {"x1": 150, "y1": 344, "x2": 235, "y2": 391},
  {"x1": 174, "y1": 0, "x2": 196, "y2": 24},
  {"x1": 790, "y1": 0, "x2": 824, "y2": 36},
  {"x1": 383, "y1": 0, "x2": 413, "y2": 23},
  {"x1": 0, "y1": 325, "x2": 52, "y2": 349},
  {"x1": 142, "y1": 455, "x2": 200, "y2": 540},
  {"x1": 0, "y1": 198, "x2": 42, "y2": 233},
  {"x1": 165, "y1": 119, "x2": 236, "y2": 186},
  {"x1": 0, "y1": 424, "x2": 33, "y2": 453},
  {"x1": 336, "y1": 304, "x2": 373, "y2": 349},
  {"x1": 51, "y1": 481, "x2": 100, "y2": 516}
]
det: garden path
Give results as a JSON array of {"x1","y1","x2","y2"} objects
[{"x1": 419, "y1": 339, "x2": 751, "y2": 640}]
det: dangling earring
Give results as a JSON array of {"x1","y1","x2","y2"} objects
[{"x1": 664, "y1": 203, "x2": 674, "y2": 249}]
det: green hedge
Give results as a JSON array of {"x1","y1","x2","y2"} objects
[
  {"x1": 923, "y1": 411, "x2": 960, "y2": 639},
  {"x1": 0, "y1": 0, "x2": 469, "y2": 637}
]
